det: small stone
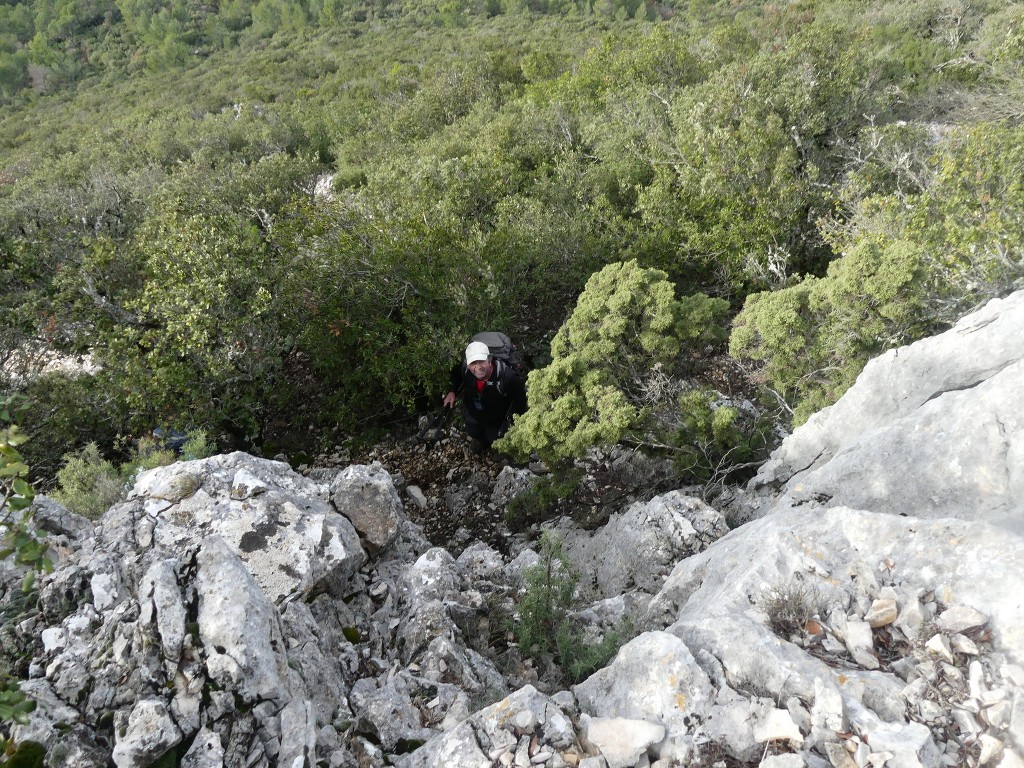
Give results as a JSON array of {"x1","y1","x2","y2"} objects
[
  {"x1": 936, "y1": 605, "x2": 987, "y2": 634},
  {"x1": 760, "y1": 755, "x2": 805, "y2": 768},
  {"x1": 845, "y1": 620, "x2": 878, "y2": 669},
  {"x1": 406, "y1": 486, "x2": 428, "y2": 510},
  {"x1": 867, "y1": 753, "x2": 893, "y2": 767},
  {"x1": 753, "y1": 708, "x2": 803, "y2": 744},
  {"x1": 902, "y1": 678, "x2": 927, "y2": 706},
  {"x1": 824, "y1": 741, "x2": 858, "y2": 768},
  {"x1": 490, "y1": 745, "x2": 514, "y2": 760},
  {"x1": 952, "y1": 708, "x2": 980, "y2": 735},
  {"x1": 864, "y1": 599, "x2": 898, "y2": 628},
  {"x1": 982, "y1": 700, "x2": 1011, "y2": 729},
  {"x1": 951, "y1": 633, "x2": 979, "y2": 655},
  {"x1": 977, "y1": 735, "x2": 1004, "y2": 765},
  {"x1": 918, "y1": 700, "x2": 945, "y2": 722},
  {"x1": 925, "y1": 634, "x2": 954, "y2": 663},
  {"x1": 40, "y1": 627, "x2": 67, "y2": 653}
]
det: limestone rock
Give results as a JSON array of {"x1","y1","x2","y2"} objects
[
  {"x1": 580, "y1": 715, "x2": 665, "y2": 768},
  {"x1": 197, "y1": 536, "x2": 287, "y2": 702},
  {"x1": 131, "y1": 452, "x2": 367, "y2": 604},
  {"x1": 331, "y1": 462, "x2": 406, "y2": 552},
  {"x1": 397, "y1": 685, "x2": 578, "y2": 768},
  {"x1": 490, "y1": 466, "x2": 537, "y2": 507},
  {"x1": 111, "y1": 698, "x2": 182, "y2": 768},
  {"x1": 574, "y1": 632, "x2": 715, "y2": 763},
  {"x1": 558, "y1": 491, "x2": 729, "y2": 600},
  {"x1": 750, "y1": 291, "x2": 1024, "y2": 534}
]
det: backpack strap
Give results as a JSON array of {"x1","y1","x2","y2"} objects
[{"x1": 493, "y1": 359, "x2": 506, "y2": 396}]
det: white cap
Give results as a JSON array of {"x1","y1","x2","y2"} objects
[{"x1": 465, "y1": 341, "x2": 490, "y2": 364}]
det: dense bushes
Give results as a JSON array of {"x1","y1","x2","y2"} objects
[
  {"x1": 731, "y1": 124, "x2": 1024, "y2": 423},
  {"x1": 3, "y1": 1, "x2": 1024, "y2": 476}
]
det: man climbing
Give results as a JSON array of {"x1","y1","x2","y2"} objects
[{"x1": 443, "y1": 340, "x2": 527, "y2": 453}]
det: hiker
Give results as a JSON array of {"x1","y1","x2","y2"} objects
[{"x1": 443, "y1": 340, "x2": 527, "y2": 453}]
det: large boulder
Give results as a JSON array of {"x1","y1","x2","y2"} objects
[
  {"x1": 752, "y1": 290, "x2": 1024, "y2": 533},
  {"x1": 330, "y1": 461, "x2": 407, "y2": 552},
  {"x1": 128, "y1": 452, "x2": 367, "y2": 603}
]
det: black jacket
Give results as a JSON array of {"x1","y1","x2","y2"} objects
[{"x1": 449, "y1": 360, "x2": 527, "y2": 430}]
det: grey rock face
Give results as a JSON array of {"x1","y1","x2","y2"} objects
[
  {"x1": 196, "y1": 536, "x2": 287, "y2": 702},
  {"x1": 331, "y1": 462, "x2": 406, "y2": 552},
  {"x1": 642, "y1": 504, "x2": 1024, "y2": 759},
  {"x1": 397, "y1": 685, "x2": 581, "y2": 768},
  {"x1": 574, "y1": 631, "x2": 715, "y2": 763},
  {"x1": 557, "y1": 491, "x2": 729, "y2": 600},
  {"x1": 111, "y1": 698, "x2": 183, "y2": 768},
  {"x1": 752, "y1": 290, "x2": 1024, "y2": 534},
  {"x1": 8, "y1": 454, "x2": 369, "y2": 768},
  {"x1": 131, "y1": 452, "x2": 367, "y2": 603}
]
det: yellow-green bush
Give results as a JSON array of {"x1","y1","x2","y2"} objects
[{"x1": 498, "y1": 260, "x2": 728, "y2": 463}]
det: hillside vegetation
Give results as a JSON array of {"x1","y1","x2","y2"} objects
[{"x1": 2, "y1": 0, "x2": 1023, "y2": 479}]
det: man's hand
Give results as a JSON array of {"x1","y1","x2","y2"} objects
[{"x1": 442, "y1": 391, "x2": 457, "y2": 409}]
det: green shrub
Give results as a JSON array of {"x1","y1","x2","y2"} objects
[
  {"x1": 179, "y1": 430, "x2": 215, "y2": 461},
  {"x1": 670, "y1": 388, "x2": 773, "y2": 489},
  {"x1": 731, "y1": 123, "x2": 1024, "y2": 424},
  {"x1": 504, "y1": 470, "x2": 581, "y2": 531},
  {"x1": 497, "y1": 260, "x2": 728, "y2": 464},
  {"x1": 15, "y1": 372, "x2": 127, "y2": 484},
  {"x1": 49, "y1": 429, "x2": 213, "y2": 519},
  {"x1": 49, "y1": 444, "x2": 124, "y2": 520},
  {"x1": 514, "y1": 532, "x2": 628, "y2": 684}
]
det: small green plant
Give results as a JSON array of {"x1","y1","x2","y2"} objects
[
  {"x1": 555, "y1": 620, "x2": 630, "y2": 685},
  {"x1": 0, "y1": 396, "x2": 49, "y2": 756},
  {"x1": 0, "y1": 396, "x2": 51, "y2": 580},
  {"x1": 504, "y1": 470, "x2": 581, "y2": 531},
  {"x1": 515, "y1": 532, "x2": 577, "y2": 656},
  {"x1": 48, "y1": 443, "x2": 124, "y2": 520},
  {"x1": 670, "y1": 388, "x2": 773, "y2": 492},
  {"x1": 179, "y1": 430, "x2": 214, "y2": 461},
  {"x1": 514, "y1": 532, "x2": 628, "y2": 684},
  {"x1": 50, "y1": 429, "x2": 216, "y2": 519},
  {"x1": 116, "y1": 435, "x2": 178, "y2": 491},
  {"x1": 0, "y1": 675, "x2": 35, "y2": 728}
]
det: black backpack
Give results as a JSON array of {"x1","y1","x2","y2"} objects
[{"x1": 471, "y1": 331, "x2": 524, "y2": 373}]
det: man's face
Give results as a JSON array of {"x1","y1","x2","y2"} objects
[{"x1": 468, "y1": 359, "x2": 492, "y2": 380}]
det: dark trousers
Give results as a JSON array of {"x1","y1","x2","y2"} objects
[{"x1": 462, "y1": 408, "x2": 504, "y2": 447}]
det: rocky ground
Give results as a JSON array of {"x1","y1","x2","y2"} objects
[{"x1": 320, "y1": 423, "x2": 679, "y2": 555}]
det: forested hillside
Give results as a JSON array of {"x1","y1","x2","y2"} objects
[{"x1": 2, "y1": 0, "x2": 1023, "y2": 480}]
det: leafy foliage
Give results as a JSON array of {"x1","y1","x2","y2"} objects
[
  {"x1": 0, "y1": 397, "x2": 50, "y2": 578},
  {"x1": 671, "y1": 388, "x2": 773, "y2": 490},
  {"x1": 0, "y1": 397, "x2": 48, "y2": 750},
  {"x1": 48, "y1": 443, "x2": 123, "y2": 521},
  {"x1": 2, "y1": 0, "x2": 1024, "y2": 471},
  {"x1": 513, "y1": 532, "x2": 625, "y2": 684},
  {"x1": 498, "y1": 260, "x2": 728, "y2": 463},
  {"x1": 731, "y1": 123, "x2": 1024, "y2": 423}
]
